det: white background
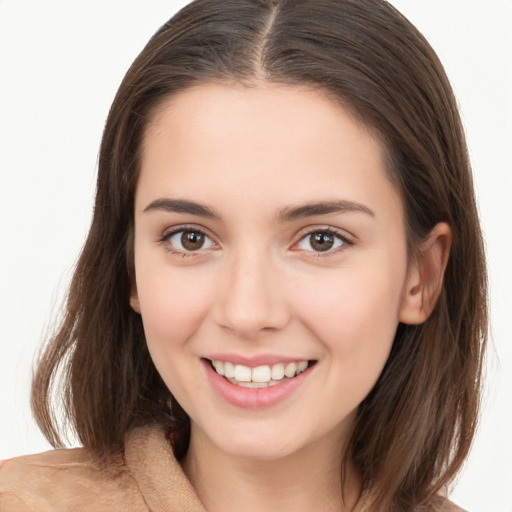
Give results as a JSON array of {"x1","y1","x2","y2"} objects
[{"x1": 0, "y1": 1, "x2": 510, "y2": 511}]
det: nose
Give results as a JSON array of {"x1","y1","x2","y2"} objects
[{"x1": 213, "y1": 248, "x2": 291, "y2": 339}]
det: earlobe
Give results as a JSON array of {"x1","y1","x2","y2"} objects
[
  {"x1": 130, "y1": 285, "x2": 141, "y2": 314},
  {"x1": 399, "y1": 222, "x2": 452, "y2": 325}
]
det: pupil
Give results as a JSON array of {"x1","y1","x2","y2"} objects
[
  {"x1": 181, "y1": 231, "x2": 204, "y2": 251},
  {"x1": 311, "y1": 233, "x2": 334, "y2": 252}
]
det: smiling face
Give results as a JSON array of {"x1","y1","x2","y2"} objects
[{"x1": 131, "y1": 82, "x2": 417, "y2": 461}]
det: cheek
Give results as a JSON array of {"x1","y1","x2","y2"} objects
[
  {"x1": 294, "y1": 259, "x2": 406, "y2": 376},
  {"x1": 135, "y1": 263, "x2": 214, "y2": 349},
  {"x1": 135, "y1": 264, "x2": 218, "y2": 403}
]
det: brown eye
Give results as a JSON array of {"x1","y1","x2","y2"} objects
[
  {"x1": 181, "y1": 231, "x2": 205, "y2": 251},
  {"x1": 166, "y1": 229, "x2": 215, "y2": 253},
  {"x1": 296, "y1": 230, "x2": 346, "y2": 253},
  {"x1": 310, "y1": 232, "x2": 335, "y2": 251}
]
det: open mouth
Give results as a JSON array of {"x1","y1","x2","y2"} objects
[{"x1": 207, "y1": 359, "x2": 316, "y2": 388}]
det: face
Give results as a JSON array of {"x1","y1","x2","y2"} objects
[{"x1": 131, "y1": 83, "x2": 415, "y2": 461}]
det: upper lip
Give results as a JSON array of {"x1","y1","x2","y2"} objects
[{"x1": 203, "y1": 354, "x2": 314, "y2": 367}]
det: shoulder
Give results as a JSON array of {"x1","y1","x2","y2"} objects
[
  {"x1": 431, "y1": 495, "x2": 467, "y2": 512},
  {"x1": 0, "y1": 447, "x2": 146, "y2": 512},
  {"x1": 443, "y1": 502, "x2": 466, "y2": 512}
]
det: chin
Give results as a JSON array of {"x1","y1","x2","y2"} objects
[
  {"x1": 191, "y1": 418, "x2": 309, "y2": 462},
  {"x1": 217, "y1": 437, "x2": 300, "y2": 462}
]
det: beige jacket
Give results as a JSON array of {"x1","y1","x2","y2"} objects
[
  {"x1": 0, "y1": 426, "x2": 467, "y2": 512},
  {"x1": 0, "y1": 426, "x2": 205, "y2": 512}
]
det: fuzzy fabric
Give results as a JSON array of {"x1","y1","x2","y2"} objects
[
  {"x1": 0, "y1": 426, "x2": 205, "y2": 512},
  {"x1": 0, "y1": 426, "x2": 467, "y2": 512}
]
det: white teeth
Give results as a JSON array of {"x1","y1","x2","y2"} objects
[
  {"x1": 297, "y1": 361, "x2": 308, "y2": 374},
  {"x1": 233, "y1": 380, "x2": 269, "y2": 388},
  {"x1": 271, "y1": 363, "x2": 285, "y2": 380},
  {"x1": 211, "y1": 359, "x2": 310, "y2": 385},
  {"x1": 252, "y1": 365, "x2": 271, "y2": 383},
  {"x1": 284, "y1": 362, "x2": 297, "y2": 378},
  {"x1": 224, "y1": 361, "x2": 235, "y2": 379},
  {"x1": 212, "y1": 360, "x2": 225, "y2": 376},
  {"x1": 234, "y1": 365, "x2": 252, "y2": 382},
  {"x1": 227, "y1": 378, "x2": 288, "y2": 388}
]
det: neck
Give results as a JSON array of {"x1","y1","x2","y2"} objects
[{"x1": 181, "y1": 423, "x2": 362, "y2": 512}]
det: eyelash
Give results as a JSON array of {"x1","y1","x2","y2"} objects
[{"x1": 158, "y1": 225, "x2": 354, "y2": 258}]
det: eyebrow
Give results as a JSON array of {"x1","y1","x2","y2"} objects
[
  {"x1": 142, "y1": 198, "x2": 374, "y2": 221},
  {"x1": 143, "y1": 198, "x2": 221, "y2": 218},
  {"x1": 276, "y1": 200, "x2": 374, "y2": 222}
]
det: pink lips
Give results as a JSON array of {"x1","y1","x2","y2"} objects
[{"x1": 202, "y1": 358, "x2": 313, "y2": 409}]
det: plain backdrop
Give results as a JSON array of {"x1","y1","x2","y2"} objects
[{"x1": 0, "y1": 2, "x2": 510, "y2": 511}]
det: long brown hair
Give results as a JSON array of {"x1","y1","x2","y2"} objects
[{"x1": 31, "y1": 1, "x2": 487, "y2": 510}]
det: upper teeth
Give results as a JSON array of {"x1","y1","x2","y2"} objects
[{"x1": 211, "y1": 360, "x2": 309, "y2": 384}]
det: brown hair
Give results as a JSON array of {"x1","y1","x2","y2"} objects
[{"x1": 31, "y1": 1, "x2": 487, "y2": 510}]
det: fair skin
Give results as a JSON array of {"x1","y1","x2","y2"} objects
[{"x1": 130, "y1": 82, "x2": 451, "y2": 512}]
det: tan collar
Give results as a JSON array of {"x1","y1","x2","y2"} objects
[{"x1": 124, "y1": 426, "x2": 206, "y2": 512}]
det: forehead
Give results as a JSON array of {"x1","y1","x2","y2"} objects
[
  {"x1": 144, "y1": 82, "x2": 379, "y2": 158},
  {"x1": 137, "y1": 82, "x2": 402, "y2": 222}
]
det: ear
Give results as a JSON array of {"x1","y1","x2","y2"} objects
[
  {"x1": 130, "y1": 281, "x2": 141, "y2": 314},
  {"x1": 399, "y1": 222, "x2": 452, "y2": 325}
]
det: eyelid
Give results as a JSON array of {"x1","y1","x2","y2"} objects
[
  {"x1": 160, "y1": 223, "x2": 212, "y2": 240},
  {"x1": 295, "y1": 225, "x2": 355, "y2": 242}
]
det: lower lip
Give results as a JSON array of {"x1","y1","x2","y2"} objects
[{"x1": 203, "y1": 359, "x2": 313, "y2": 409}]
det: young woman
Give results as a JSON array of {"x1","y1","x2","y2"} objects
[{"x1": 0, "y1": 1, "x2": 487, "y2": 511}]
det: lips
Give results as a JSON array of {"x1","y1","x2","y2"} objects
[{"x1": 203, "y1": 357, "x2": 315, "y2": 408}]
